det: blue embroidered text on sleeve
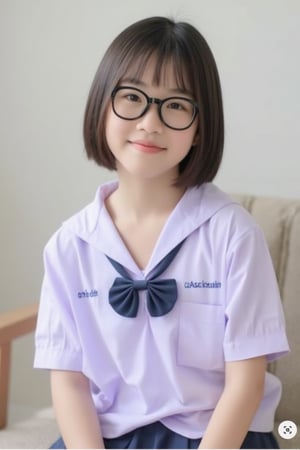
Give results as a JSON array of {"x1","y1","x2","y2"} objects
[
  {"x1": 184, "y1": 281, "x2": 222, "y2": 289},
  {"x1": 78, "y1": 289, "x2": 98, "y2": 299}
]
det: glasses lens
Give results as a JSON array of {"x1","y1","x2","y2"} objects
[
  {"x1": 161, "y1": 98, "x2": 196, "y2": 130},
  {"x1": 112, "y1": 87, "x2": 197, "y2": 130},
  {"x1": 112, "y1": 88, "x2": 147, "y2": 119}
]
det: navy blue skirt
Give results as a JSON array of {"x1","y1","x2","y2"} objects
[{"x1": 50, "y1": 420, "x2": 279, "y2": 448}]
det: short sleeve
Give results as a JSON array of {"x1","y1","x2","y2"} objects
[
  {"x1": 34, "y1": 230, "x2": 83, "y2": 371},
  {"x1": 223, "y1": 225, "x2": 290, "y2": 362}
]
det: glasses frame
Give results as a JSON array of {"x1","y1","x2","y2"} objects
[{"x1": 111, "y1": 86, "x2": 199, "y2": 131}]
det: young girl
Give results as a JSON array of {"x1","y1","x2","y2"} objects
[{"x1": 34, "y1": 16, "x2": 290, "y2": 449}]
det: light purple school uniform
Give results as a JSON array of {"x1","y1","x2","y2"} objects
[{"x1": 34, "y1": 181, "x2": 289, "y2": 439}]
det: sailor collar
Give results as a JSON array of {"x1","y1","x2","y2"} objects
[{"x1": 63, "y1": 181, "x2": 235, "y2": 275}]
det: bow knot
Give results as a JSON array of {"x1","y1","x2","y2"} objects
[
  {"x1": 106, "y1": 240, "x2": 184, "y2": 318},
  {"x1": 132, "y1": 279, "x2": 148, "y2": 290}
]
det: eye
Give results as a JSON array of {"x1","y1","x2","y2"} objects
[
  {"x1": 118, "y1": 89, "x2": 144, "y2": 103},
  {"x1": 165, "y1": 99, "x2": 191, "y2": 112},
  {"x1": 125, "y1": 93, "x2": 141, "y2": 102},
  {"x1": 164, "y1": 98, "x2": 195, "y2": 115},
  {"x1": 168, "y1": 102, "x2": 184, "y2": 110}
]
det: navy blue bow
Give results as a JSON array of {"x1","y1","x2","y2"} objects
[{"x1": 106, "y1": 240, "x2": 184, "y2": 317}]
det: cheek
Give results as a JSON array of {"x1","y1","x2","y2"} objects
[
  {"x1": 105, "y1": 109, "x2": 117, "y2": 139},
  {"x1": 105, "y1": 111, "x2": 130, "y2": 147}
]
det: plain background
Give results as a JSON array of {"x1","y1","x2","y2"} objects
[{"x1": 1, "y1": 0, "x2": 299, "y2": 418}]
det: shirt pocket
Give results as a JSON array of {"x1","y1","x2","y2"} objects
[{"x1": 177, "y1": 302, "x2": 225, "y2": 370}]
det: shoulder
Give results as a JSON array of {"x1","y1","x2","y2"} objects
[
  {"x1": 42, "y1": 199, "x2": 95, "y2": 270},
  {"x1": 199, "y1": 183, "x2": 259, "y2": 233},
  {"x1": 196, "y1": 184, "x2": 267, "y2": 253},
  {"x1": 44, "y1": 201, "x2": 96, "y2": 253},
  {"x1": 43, "y1": 181, "x2": 118, "y2": 262},
  {"x1": 43, "y1": 225, "x2": 82, "y2": 277}
]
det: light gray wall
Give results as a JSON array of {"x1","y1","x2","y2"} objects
[{"x1": 1, "y1": 0, "x2": 299, "y2": 416}]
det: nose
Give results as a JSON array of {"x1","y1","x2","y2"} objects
[{"x1": 135, "y1": 104, "x2": 163, "y2": 134}]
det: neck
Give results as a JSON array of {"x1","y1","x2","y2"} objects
[{"x1": 107, "y1": 175, "x2": 186, "y2": 221}]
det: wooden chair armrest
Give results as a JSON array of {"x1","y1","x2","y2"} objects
[
  {"x1": 0, "y1": 303, "x2": 39, "y2": 343},
  {"x1": 0, "y1": 303, "x2": 39, "y2": 429}
]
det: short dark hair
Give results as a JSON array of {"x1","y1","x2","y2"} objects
[{"x1": 83, "y1": 16, "x2": 224, "y2": 188}]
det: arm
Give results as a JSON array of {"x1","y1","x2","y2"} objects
[
  {"x1": 199, "y1": 355, "x2": 266, "y2": 449},
  {"x1": 51, "y1": 370, "x2": 105, "y2": 449}
]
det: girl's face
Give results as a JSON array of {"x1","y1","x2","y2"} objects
[{"x1": 105, "y1": 57, "x2": 198, "y2": 184}]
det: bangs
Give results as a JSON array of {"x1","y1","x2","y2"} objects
[{"x1": 116, "y1": 46, "x2": 193, "y2": 94}]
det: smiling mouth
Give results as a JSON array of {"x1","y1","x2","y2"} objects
[{"x1": 129, "y1": 140, "x2": 166, "y2": 153}]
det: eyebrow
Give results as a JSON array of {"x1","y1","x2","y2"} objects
[{"x1": 120, "y1": 77, "x2": 193, "y2": 97}]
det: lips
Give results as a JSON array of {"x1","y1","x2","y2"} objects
[{"x1": 129, "y1": 140, "x2": 166, "y2": 153}]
